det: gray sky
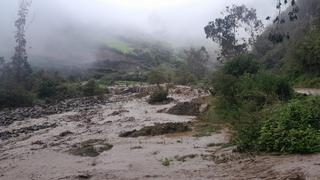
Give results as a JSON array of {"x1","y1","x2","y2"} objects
[{"x1": 0, "y1": 0, "x2": 277, "y2": 65}]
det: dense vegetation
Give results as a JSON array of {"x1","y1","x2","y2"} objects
[
  {"x1": 0, "y1": 0, "x2": 319, "y2": 155},
  {"x1": 0, "y1": 2, "x2": 106, "y2": 109},
  {"x1": 203, "y1": 0, "x2": 320, "y2": 153}
]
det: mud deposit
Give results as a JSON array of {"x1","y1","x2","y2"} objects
[{"x1": 0, "y1": 86, "x2": 319, "y2": 180}]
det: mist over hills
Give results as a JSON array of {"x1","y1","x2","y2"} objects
[{"x1": 0, "y1": 0, "x2": 275, "y2": 71}]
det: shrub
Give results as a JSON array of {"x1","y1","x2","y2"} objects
[
  {"x1": 223, "y1": 54, "x2": 259, "y2": 77},
  {"x1": 55, "y1": 83, "x2": 83, "y2": 100},
  {"x1": 235, "y1": 118, "x2": 262, "y2": 152},
  {"x1": 212, "y1": 72, "x2": 293, "y2": 123},
  {"x1": 294, "y1": 31, "x2": 320, "y2": 75},
  {"x1": 210, "y1": 69, "x2": 294, "y2": 153},
  {"x1": 239, "y1": 73, "x2": 293, "y2": 102},
  {"x1": 147, "y1": 66, "x2": 174, "y2": 85},
  {"x1": 174, "y1": 68, "x2": 197, "y2": 85},
  {"x1": 0, "y1": 86, "x2": 34, "y2": 109},
  {"x1": 148, "y1": 88, "x2": 169, "y2": 104},
  {"x1": 259, "y1": 96, "x2": 320, "y2": 153},
  {"x1": 82, "y1": 79, "x2": 104, "y2": 97},
  {"x1": 37, "y1": 78, "x2": 59, "y2": 99}
]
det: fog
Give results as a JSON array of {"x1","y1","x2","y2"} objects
[{"x1": 0, "y1": 0, "x2": 276, "y2": 66}]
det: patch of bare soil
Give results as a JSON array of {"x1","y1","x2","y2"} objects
[{"x1": 0, "y1": 86, "x2": 319, "y2": 180}]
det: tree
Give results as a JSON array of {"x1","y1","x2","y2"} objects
[
  {"x1": 205, "y1": 5, "x2": 263, "y2": 62},
  {"x1": 184, "y1": 47, "x2": 209, "y2": 78},
  {"x1": 0, "y1": 57, "x2": 5, "y2": 79},
  {"x1": 267, "y1": 0, "x2": 299, "y2": 43},
  {"x1": 294, "y1": 31, "x2": 320, "y2": 75},
  {"x1": 147, "y1": 66, "x2": 171, "y2": 85},
  {"x1": 9, "y1": 0, "x2": 32, "y2": 85},
  {"x1": 223, "y1": 54, "x2": 259, "y2": 77}
]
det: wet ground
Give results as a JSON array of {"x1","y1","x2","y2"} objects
[{"x1": 0, "y1": 86, "x2": 319, "y2": 180}]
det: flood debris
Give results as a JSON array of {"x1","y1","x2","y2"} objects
[
  {"x1": 167, "y1": 101, "x2": 202, "y2": 116},
  {"x1": 130, "y1": 146, "x2": 143, "y2": 150},
  {"x1": 175, "y1": 154, "x2": 198, "y2": 162},
  {"x1": 0, "y1": 96, "x2": 109, "y2": 127},
  {"x1": 119, "y1": 122, "x2": 191, "y2": 137},
  {"x1": 167, "y1": 97, "x2": 210, "y2": 116},
  {"x1": 68, "y1": 139, "x2": 113, "y2": 157},
  {"x1": 108, "y1": 110, "x2": 129, "y2": 116},
  {"x1": 31, "y1": 140, "x2": 45, "y2": 145},
  {"x1": 59, "y1": 130, "x2": 73, "y2": 137},
  {"x1": 0, "y1": 122, "x2": 57, "y2": 140}
]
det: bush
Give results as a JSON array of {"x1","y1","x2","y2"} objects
[
  {"x1": 37, "y1": 78, "x2": 59, "y2": 99},
  {"x1": 0, "y1": 86, "x2": 34, "y2": 109},
  {"x1": 259, "y1": 96, "x2": 320, "y2": 153},
  {"x1": 55, "y1": 83, "x2": 83, "y2": 100},
  {"x1": 82, "y1": 79, "x2": 104, "y2": 97},
  {"x1": 294, "y1": 31, "x2": 320, "y2": 75},
  {"x1": 173, "y1": 68, "x2": 197, "y2": 85},
  {"x1": 212, "y1": 72, "x2": 293, "y2": 123},
  {"x1": 147, "y1": 66, "x2": 174, "y2": 85},
  {"x1": 239, "y1": 73, "x2": 293, "y2": 102},
  {"x1": 209, "y1": 64, "x2": 295, "y2": 153},
  {"x1": 223, "y1": 54, "x2": 259, "y2": 77},
  {"x1": 148, "y1": 88, "x2": 169, "y2": 104},
  {"x1": 235, "y1": 118, "x2": 262, "y2": 152}
]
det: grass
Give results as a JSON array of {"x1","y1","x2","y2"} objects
[
  {"x1": 105, "y1": 39, "x2": 134, "y2": 55},
  {"x1": 114, "y1": 81, "x2": 141, "y2": 86},
  {"x1": 161, "y1": 158, "x2": 173, "y2": 166},
  {"x1": 174, "y1": 154, "x2": 198, "y2": 162},
  {"x1": 68, "y1": 139, "x2": 113, "y2": 157},
  {"x1": 294, "y1": 75, "x2": 320, "y2": 88}
]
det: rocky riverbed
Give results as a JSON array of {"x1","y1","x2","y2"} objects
[{"x1": 0, "y1": 86, "x2": 319, "y2": 180}]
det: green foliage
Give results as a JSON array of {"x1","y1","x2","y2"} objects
[
  {"x1": 208, "y1": 54, "x2": 297, "y2": 153},
  {"x1": 205, "y1": 5, "x2": 263, "y2": 61},
  {"x1": 105, "y1": 39, "x2": 134, "y2": 55},
  {"x1": 212, "y1": 71, "x2": 293, "y2": 119},
  {"x1": 173, "y1": 65, "x2": 197, "y2": 85},
  {"x1": 148, "y1": 88, "x2": 169, "y2": 104},
  {"x1": 161, "y1": 158, "x2": 172, "y2": 166},
  {"x1": 294, "y1": 31, "x2": 320, "y2": 75},
  {"x1": 82, "y1": 79, "x2": 104, "y2": 97},
  {"x1": 259, "y1": 96, "x2": 320, "y2": 153},
  {"x1": 0, "y1": 85, "x2": 34, "y2": 109},
  {"x1": 37, "y1": 77, "x2": 59, "y2": 99},
  {"x1": 294, "y1": 75, "x2": 320, "y2": 88},
  {"x1": 235, "y1": 118, "x2": 263, "y2": 152},
  {"x1": 10, "y1": 1, "x2": 33, "y2": 86},
  {"x1": 206, "y1": 1, "x2": 320, "y2": 154},
  {"x1": 55, "y1": 83, "x2": 83, "y2": 100},
  {"x1": 184, "y1": 47, "x2": 209, "y2": 78},
  {"x1": 223, "y1": 54, "x2": 259, "y2": 77},
  {"x1": 239, "y1": 73, "x2": 293, "y2": 101},
  {"x1": 147, "y1": 65, "x2": 175, "y2": 85}
]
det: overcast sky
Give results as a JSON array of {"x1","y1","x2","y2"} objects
[{"x1": 0, "y1": 0, "x2": 277, "y2": 64}]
